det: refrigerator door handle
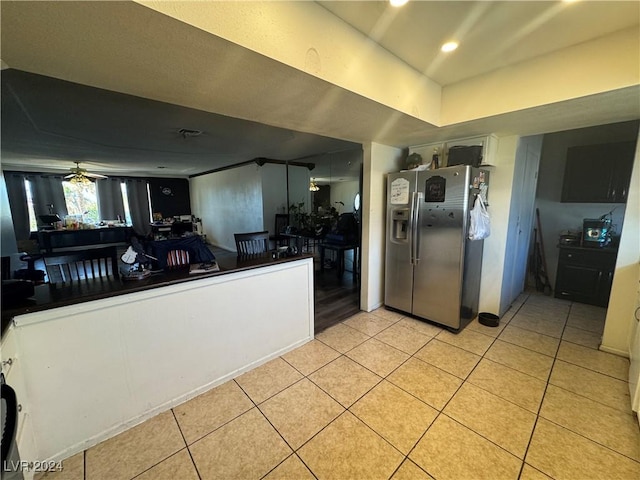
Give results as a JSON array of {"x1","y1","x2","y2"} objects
[
  {"x1": 413, "y1": 192, "x2": 422, "y2": 263},
  {"x1": 408, "y1": 191, "x2": 417, "y2": 264}
]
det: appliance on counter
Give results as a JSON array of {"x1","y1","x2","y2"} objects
[
  {"x1": 582, "y1": 218, "x2": 611, "y2": 247},
  {"x1": 384, "y1": 165, "x2": 489, "y2": 331},
  {"x1": 558, "y1": 233, "x2": 580, "y2": 246}
]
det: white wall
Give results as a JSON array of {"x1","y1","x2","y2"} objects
[
  {"x1": 478, "y1": 136, "x2": 520, "y2": 316},
  {"x1": 190, "y1": 164, "x2": 264, "y2": 251},
  {"x1": 442, "y1": 27, "x2": 640, "y2": 125},
  {"x1": 260, "y1": 163, "x2": 288, "y2": 235},
  {"x1": 140, "y1": 1, "x2": 442, "y2": 126},
  {"x1": 287, "y1": 165, "x2": 311, "y2": 212},
  {"x1": 602, "y1": 130, "x2": 640, "y2": 356},
  {"x1": 535, "y1": 121, "x2": 639, "y2": 286},
  {"x1": 331, "y1": 180, "x2": 359, "y2": 214},
  {"x1": 361, "y1": 142, "x2": 404, "y2": 311}
]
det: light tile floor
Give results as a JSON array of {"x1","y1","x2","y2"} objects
[{"x1": 38, "y1": 292, "x2": 640, "y2": 480}]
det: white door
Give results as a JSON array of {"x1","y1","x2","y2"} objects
[
  {"x1": 500, "y1": 136, "x2": 542, "y2": 313},
  {"x1": 510, "y1": 137, "x2": 542, "y2": 301}
]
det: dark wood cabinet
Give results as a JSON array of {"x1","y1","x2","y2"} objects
[
  {"x1": 554, "y1": 246, "x2": 617, "y2": 307},
  {"x1": 37, "y1": 227, "x2": 133, "y2": 253},
  {"x1": 561, "y1": 141, "x2": 635, "y2": 203}
]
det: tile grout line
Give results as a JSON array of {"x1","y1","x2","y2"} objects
[
  {"x1": 517, "y1": 299, "x2": 574, "y2": 479},
  {"x1": 168, "y1": 409, "x2": 203, "y2": 480},
  {"x1": 274, "y1": 313, "x2": 430, "y2": 479},
  {"x1": 401, "y1": 300, "x2": 528, "y2": 473}
]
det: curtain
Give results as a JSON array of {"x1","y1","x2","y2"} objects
[
  {"x1": 29, "y1": 174, "x2": 68, "y2": 220},
  {"x1": 4, "y1": 172, "x2": 30, "y2": 241},
  {"x1": 96, "y1": 178, "x2": 125, "y2": 221},
  {"x1": 125, "y1": 178, "x2": 152, "y2": 237}
]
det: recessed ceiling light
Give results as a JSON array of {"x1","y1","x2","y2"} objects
[
  {"x1": 441, "y1": 41, "x2": 459, "y2": 53},
  {"x1": 390, "y1": 0, "x2": 409, "y2": 7}
]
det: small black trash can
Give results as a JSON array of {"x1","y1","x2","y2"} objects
[{"x1": 478, "y1": 312, "x2": 500, "y2": 327}]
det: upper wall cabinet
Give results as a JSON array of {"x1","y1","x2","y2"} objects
[
  {"x1": 409, "y1": 135, "x2": 498, "y2": 169},
  {"x1": 561, "y1": 141, "x2": 635, "y2": 203}
]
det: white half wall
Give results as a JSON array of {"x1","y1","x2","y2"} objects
[{"x1": 6, "y1": 258, "x2": 314, "y2": 462}]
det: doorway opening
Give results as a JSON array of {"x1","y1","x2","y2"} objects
[{"x1": 307, "y1": 151, "x2": 363, "y2": 333}]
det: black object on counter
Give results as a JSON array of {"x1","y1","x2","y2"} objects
[{"x1": 2, "y1": 280, "x2": 35, "y2": 306}]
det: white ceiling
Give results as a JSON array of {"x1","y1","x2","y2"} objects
[
  {"x1": 1, "y1": 1, "x2": 638, "y2": 179},
  {"x1": 319, "y1": 1, "x2": 640, "y2": 86}
]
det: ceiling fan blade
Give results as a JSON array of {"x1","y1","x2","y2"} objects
[{"x1": 85, "y1": 172, "x2": 108, "y2": 179}]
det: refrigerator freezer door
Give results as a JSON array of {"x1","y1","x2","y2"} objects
[
  {"x1": 385, "y1": 172, "x2": 417, "y2": 313},
  {"x1": 412, "y1": 166, "x2": 472, "y2": 329}
]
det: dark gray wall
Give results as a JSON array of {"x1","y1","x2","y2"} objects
[{"x1": 536, "y1": 120, "x2": 639, "y2": 286}]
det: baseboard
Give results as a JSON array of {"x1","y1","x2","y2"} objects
[{"x1": 598, "y1": 344, "x2": 630, "y2": 358}]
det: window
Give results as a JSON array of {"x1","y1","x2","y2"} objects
[
  {"x1": 24, "y1": 179, "x2": 38, "y2": 232},
  {"x1": 120, "y1": 182, "x2": 133, "y2": 225},
  {"x1": 62, "y1": 181, "x2": 99, "y2": 224},
  {"x1": 22, "y1": 176, "x2": 145, "y2": 231}
]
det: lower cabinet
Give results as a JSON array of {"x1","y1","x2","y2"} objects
[{"x1": 554, "y1": 246, "x2": 617, "y2": 307}]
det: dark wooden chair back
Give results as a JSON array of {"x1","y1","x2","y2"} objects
[
  {"x1": 44, "y1": 246, "x2": 119, "y2": 284},
  {"x1": 234, "y1": 231, "x2": 269, "y2": 255},
  {"x1": 275, "y1": 214, "x2": 289, "y2": 234},
  {"x1": 270, "y1": 214, "x2": 290, "y2": 247}
]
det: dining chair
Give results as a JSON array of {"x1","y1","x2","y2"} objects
[
  {"x1": 234, "y1": 231, "x2": 269, "y2": 255},
  {"x1": 166, "y1": 249, "x2": 190, "y2": 268},
  {"x1": 44, "y1": 246, "x2": 119, "y2": 284},
  {"x1": 269, "y1": 214, "x2": 290, "y2": 248}
]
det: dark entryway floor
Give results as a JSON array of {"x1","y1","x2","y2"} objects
[
  {"x1": 314, "y1": 268, "x2": 359, "y2": 334},
  {"x1": 210, "y1": 244, "x2": 360, "y2": 334}
]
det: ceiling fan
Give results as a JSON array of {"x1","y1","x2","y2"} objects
[{"x1": 64, "y1": 162, "x2": 108, "y2": 185}]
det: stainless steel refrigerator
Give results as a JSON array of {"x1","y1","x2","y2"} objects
[{"x1": 385, "y1": 165, "x2": 489, "y2": 331}]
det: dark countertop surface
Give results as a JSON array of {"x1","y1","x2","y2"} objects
[
  {"x1": 557, "y1": 243, "x2": 618, "y2": 253},
  {"x1": 1, "y1": 253, "x2": 312, "y2": 335}
]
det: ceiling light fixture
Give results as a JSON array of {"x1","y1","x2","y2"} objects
[
  {"x1": 389, "y1": 0, "x2": 409, "y2": 7},
  {"x1": 68, "y1": 173, "x2": 93, "y2": 186},
  {"x1": 65, "y1": 162, "x2": 107, "y2": 185},
  {"x1": 309, "y1": 179, "x2": 320, "y2": 192},
  {"x1": 441, "y1": 41, "x2": 459, "y2": 53}
]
